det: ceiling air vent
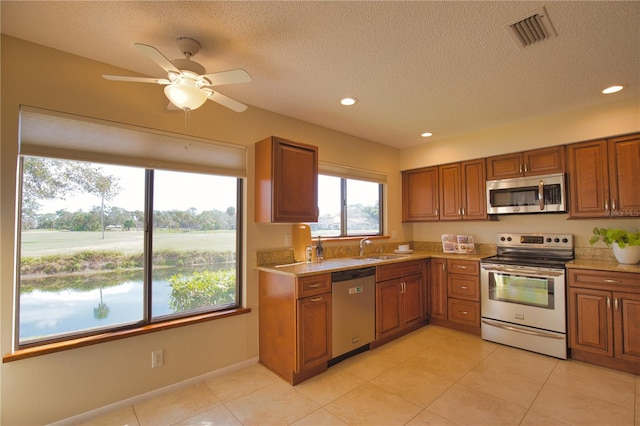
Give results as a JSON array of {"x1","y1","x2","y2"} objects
[{"x1": 505, "y1": 7, "x2": 556, "y2": 49}]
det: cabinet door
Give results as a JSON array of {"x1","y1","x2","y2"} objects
[
  {"x1": 297, "y1": 293, "x2": 331, "y2": 370},
  {"x1": 486, "y1": 153, "x2": 523, "y2": 180},
  {"x1": 568, "y1": 287, "x2": 613, "y2": 357},
  {"x1": 402, "y1": 167, "x2": 439, "y2": 221},
  {"x1": 376, "y1": 280, "x2": 403, "y2": 339},
  {"x1": 402, "y1": 275, "x2": 424, "y2": 327},
  {"x1": 608, "y1": 134, "x2": 640, "y2": 216},
  {"x1": 613, "y1": 291, "x2": 640, "y2": 364},
  {"x1": 430, "y1": 259, "x2": 447, "y2": 320},
  {"x1": 461, "y1": 159, "x2": 487, "y2": 220},
  {"x1": 439, "y1": 163, "x2": 462, "y2": 221},
  {"x1": 273, "y1": 138, "x2": 318, "y2": 222},
  {"x1": 568, "y1": 139, "x2": 610, "y2": 218},
  {"x1": 524, "y1": 146, "x2": 566, "y2": 176}
]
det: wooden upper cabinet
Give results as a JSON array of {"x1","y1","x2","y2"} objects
[
  {"x1": 439, "y1": 163, "x2": 462, "y2": 221},
  {"x1": 439, "y1": 159, "x2": 487, "y2": 221},
  {"x1": 608, "y1": 134, "x2": 640, "y2": 215},
  {"x1": 487, "y1": 146, "x2": 565, "y2": 180},
  {"x1": 255, "y1": 136, "x2": 318, "y2": 223},
  {"x1": 461, "y1": 159, "x2": 487, "y2": 220},
  {"x1": 568, "y1": 139, "x2": 610, "y2": 218},
  {"x1": 402, "y1": 167, "x2": 439, "y2": 221},
  {"x1": 568, "y1": 133, "x2": 639, "y2": 219}
]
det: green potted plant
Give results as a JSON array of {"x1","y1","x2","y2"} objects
[{"x1": 589, "y1": 227, "x2": 640, "y2": 264}]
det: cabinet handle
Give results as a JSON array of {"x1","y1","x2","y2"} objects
[
  {"x1": 519, "y1": 164, "x2": 523, "y2": 174},
  {"x1": 614, "y1": 298, "x2": 619, "y2": 311},
  {"x1": 461, "y1": 207, "x2": 465, "y2": 216},
  {"x1": 612, "y1": 199, "x2": 616, "y2": 211},
  {"x1": 524, "y1": 163, "x2": 528, "y2": 173},
  {"x1": 310, "y1": 297, "x2": 323, "y2": 302},
  {"x1": 456, "y1": 265, "x2": 468, "y2": 269},
  {"x1": 442, "y1": 263, "x2": 446, "y2": 272},
  {"x1": 604, "y1": 199, "x2": 609, "y2": 212},
  {"x1": 400, "y1": 282, "x2": 406, "y2": 293},
  {"x1": 308, "y1": 283, "x2": 321, "y2": 288},
  {"x1": 460, "y1": 310, "x2": 469, "y2": 315},
  {"x1": 460, "y1": 285, "x2": 468, "y2": 289},
  {"x1": 603, "y1": 279, "x2": 621, "y2": 284},
  {"x1": 435, "y1": 208, "x2": 438, "y2": 217},
  {"x1": 607, "y1": 296, "x2": 611, "y2": 310}
]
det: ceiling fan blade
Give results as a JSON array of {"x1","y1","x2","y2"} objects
[
  {"x1": 102, "y1": 74, "x2": 170, "y2": 84},
  {"x1": 201, "y1": 69, "x2": 252, "y2": 86},
  {"x1": 134, "y1": 43, "x2": 180, "y2": 75},
  {"x1": 207, "y1": 91, "x2": 248, "y2": 112}
]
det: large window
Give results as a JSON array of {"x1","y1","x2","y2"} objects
[
  {"x1": 17, "y1": 157, "x2": 241, "y2": 347},
  {"x1": 311, "y1": 174, "x2": 382, "y2": 237}
]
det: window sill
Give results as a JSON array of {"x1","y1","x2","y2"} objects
[{"x1": 3, "y1": 307, "x2": 251, "y2": 363}]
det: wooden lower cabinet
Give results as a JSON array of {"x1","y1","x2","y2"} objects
[
  {"x1": 568, "y1": 269, "x2": 640, "y2": 375},
  {"x1": 375, "y1": 260, "x2": 427, "y2": 343},
  {"x1": 259, "y1": 271, "x2": 331, "y2": 384},
  {"x1": 429, "y1": 258, "x2": 481, "y2": 335},
  {"x1": 430, "y1": 258, "x2": 448, "y2": 321}
]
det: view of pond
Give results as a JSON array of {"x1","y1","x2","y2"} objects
[{"x1": 19, "y1": 265, "x2": 231, "y2": 343}]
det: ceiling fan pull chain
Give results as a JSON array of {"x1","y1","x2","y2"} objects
[{"x1": 183, "y1": 109, "x2": 192, "y2": 150}]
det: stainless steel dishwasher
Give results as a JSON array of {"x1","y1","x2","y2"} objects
[{"x1": 331, "y1": 267, "x2": 376, "y2": 358}]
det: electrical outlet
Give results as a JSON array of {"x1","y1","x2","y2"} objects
[
  {"x1": 151, "y1": 349, "x2": 163, "y2": 368},
  {"x1": 284, "y1": 233, "x2": 292, "y2": 246}
]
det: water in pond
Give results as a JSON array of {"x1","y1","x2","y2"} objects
[{"x1": 19, "y1": 265, "x2": 233, "y2": 343}]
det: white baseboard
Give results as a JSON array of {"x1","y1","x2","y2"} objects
[{"x1": 49, "y1": 357, "x2": 259, "y2": 426}]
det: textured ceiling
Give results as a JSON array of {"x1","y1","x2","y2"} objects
[{"x1": 1, "y1": 1, "x2": 639, "y2": 148}]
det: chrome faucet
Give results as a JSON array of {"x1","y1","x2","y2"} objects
[{"x1": 359, "y1": 237, "x2": 372, "y2": 257}]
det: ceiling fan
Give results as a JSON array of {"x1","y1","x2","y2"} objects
[{"x1": 103, "y1": 37, "x2": 251, "y2": 112}]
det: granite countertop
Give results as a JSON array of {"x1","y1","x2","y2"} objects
[
  {"x1": 256, "y1": 250, "x2": 487, "y2": 277},
  {"x1": 566, "y1": 258, "x2": 640, "y2": 274}
]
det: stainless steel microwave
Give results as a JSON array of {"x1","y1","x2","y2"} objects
[{"x1": 486, "y1": 173, "x2": 567, "y2": 214}]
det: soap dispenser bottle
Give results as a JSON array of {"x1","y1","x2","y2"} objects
[{"x1": 316, "y1": 236, "x2": 324, "y2": 262}]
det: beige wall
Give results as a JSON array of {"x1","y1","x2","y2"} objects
[
  {"x1": 400, "y1": 95, "x2": 640, "y2": 248},
  {"x1": 0, "y1": 36, "x2": 402, "y2": 425},
  {"x1": 1, "y1": 35, "x2": 639, "y2": 424}
]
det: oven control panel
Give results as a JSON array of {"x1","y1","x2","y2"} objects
[{"x1": 496, "y1": 233, "x2": 573, "y2": 249}]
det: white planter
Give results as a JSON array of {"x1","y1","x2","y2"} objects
[{"x1": 612, "y1": 244, "x2": 640, "y2": 264}]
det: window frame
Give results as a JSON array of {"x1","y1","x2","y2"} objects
[
  {"x1": 14, "y1": 156, "x2": 244, "y2": 350},
  {"x1": 313, "y1": 174, "x2": 384, "y2": 238}
]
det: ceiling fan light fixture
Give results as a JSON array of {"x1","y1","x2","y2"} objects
[{"x1": 164, "y1": 79, "x2": 208, "y2": 111}]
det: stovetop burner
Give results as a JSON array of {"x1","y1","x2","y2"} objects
[{"x1": 482, "y1": 233, "x2": 574, "y2": 268}]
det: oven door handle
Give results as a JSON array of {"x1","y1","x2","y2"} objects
[
  {"x1": 481, "y1": 264, "x2": 564, "y2": 278},
  {"x1": 482, "y1": 319, "x2": 565, "y2": 339}
]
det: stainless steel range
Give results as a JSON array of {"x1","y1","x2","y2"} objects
[{"x1": 480, "y1": 233, "x2": 574, "y2": 359}]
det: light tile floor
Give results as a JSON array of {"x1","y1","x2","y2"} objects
[{"x1": 82, "y1": 326, "x2": 639, "y2": 425}]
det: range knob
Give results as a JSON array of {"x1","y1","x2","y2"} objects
[
  {"x1": 507, "y1": 237, "x2": 512, "y2": 242},
  {"x1": 554, "y1": 238, "x2": 560, "y2": 243},
  {"x1": 500, "y1": 236, "x2": 506, "y2": 241},
  {"x1": 546, "y1": 238, "x2": 552, "y2": 243},
  {"x1": 562, "y1": 238, "x2": 569, "y2": 243}
]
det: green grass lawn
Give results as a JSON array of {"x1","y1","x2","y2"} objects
[{"x1": 20, "y1": 229, "x2": 236, "y2": 257}]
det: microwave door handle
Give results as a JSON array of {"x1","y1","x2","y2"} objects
[{"x1": 539, "y1": 180, "x2": 544, "y2": 210}]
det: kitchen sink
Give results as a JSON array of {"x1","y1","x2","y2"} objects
[{"x1": 359, "y1": 253, "x2": 411, "y2": 261}]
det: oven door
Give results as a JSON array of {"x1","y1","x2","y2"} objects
[{"x1": 480, "y1": 263, "x2": 566, "y2": 333}]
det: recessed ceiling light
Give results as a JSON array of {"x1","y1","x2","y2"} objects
[
  {"x1": 421, "y1": 132, "x2": 433, "y2": 138},
  {"x1": 340, "y1": 97, "x2": 358, "y2": 106},
  {"x1": 602, "y1": 85, "x2": 624, "y2": 94}
]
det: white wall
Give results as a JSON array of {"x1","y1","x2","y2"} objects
[{"x1": 0, "y1": 36, "x2": 403, "y2": 425}]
